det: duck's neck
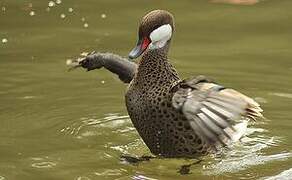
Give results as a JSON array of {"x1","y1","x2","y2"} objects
[{"x1": 134, "y1": 44, "x2": 180, "y2": 87}]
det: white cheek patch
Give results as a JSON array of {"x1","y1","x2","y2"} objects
[{"x1": 149, "y1": 24, "x2": 172, "y2": 49}]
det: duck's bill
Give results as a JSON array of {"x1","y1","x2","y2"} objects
[{"x1": 128, "y1": 37, "x2": 150, "y2": 60}]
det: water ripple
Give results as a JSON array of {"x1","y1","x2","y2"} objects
[
  {"x1": 30, "y1": 157, "x2": 57, "y2": 169},
  {"x1": 94, "y1": 169, "x2": 126, "y2": 176},
  {"x1": 270, "y1": 92, "x2": 292, "y2": 99},
  {"x1": 61, "y1": 113, "x2": 131, "y2": 137},
  {"x1": 31, "y1": 161, "x2": 57, "y2": 168}
]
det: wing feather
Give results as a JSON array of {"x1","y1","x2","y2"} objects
[{"x1": 171, "y1": 76, "x2": 263, "y2": 148}]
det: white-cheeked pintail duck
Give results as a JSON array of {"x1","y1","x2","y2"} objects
[{"x1": 74, "y1": 9, "x2": 263, "y2": 158}]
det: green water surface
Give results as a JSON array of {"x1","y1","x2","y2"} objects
[{"x1": 1, "y1": 0, "x2": 292, "y2": 179}]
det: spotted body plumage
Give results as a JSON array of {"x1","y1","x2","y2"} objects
[{"x1": 126, "y1": 48, "x2": 211, "y2": 157}]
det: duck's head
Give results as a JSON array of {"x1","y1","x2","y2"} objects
[{"x1": 129, "y1": 10, "x2": 174, "y2": 60}]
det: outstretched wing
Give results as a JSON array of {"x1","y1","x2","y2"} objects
[{"x1": 171, "y1": 75, "x2": 263, "y2": 147}]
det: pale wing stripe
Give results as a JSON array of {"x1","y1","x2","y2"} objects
[
  {"x1": 189, "y1": 114, "x2": 217, "y2": 143},
  {"x1": 189, "y1": 118, "x2": 210, "y2": 144},
  {"x1": 197, "y1": 112, "x2": 227, "y2": 145},
  {"x1": 200, "y1": 107, "x2": 235, "y2": 140},
  {"x1": 201, "y1": 107, "x2": 236, "y2": 139},
  {"x1": 200, "y1": 107, "x2": 230, "y2": 128},
  {"x1": 202, "y1": 101, "x2": 234, "y2": 119},
  {"x1": 197, "y1": 111, "x2": 223, "y2": 135}
]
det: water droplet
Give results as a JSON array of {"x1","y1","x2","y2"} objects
[
  {"x1": 101, "y1": 80, "x2": 105, "y2": 84},
  {"x1": 48, "y1": 1, "x2": 55, "y2": 7},
  {"x1": 81, "y1": 17, "x2": 85, "y2": 22},
  {"x1": 60, "y1": 13, "x2": 66, "y2": 19},
  {"x1": 68, "y1": 7, "x2": 73, "y2": 12},
  {"x1": 2, "y1": 7, "x2": 6, "y2": 12},
  {"x1": 29, "y1": 11, "x2": 35, "y2": 16},
  {"x1": 22, "y1": 96, "x2": 36, "y2": 99},
  {"x1": 101, "y1": 13, "x2": 106, "y2": 19},
  {"x1": 56, "y1": 0, "x2": 62, "y2": 4},
  {"x1": 2, "y1": 38, "x2": 8, "y2": 43},
  {"x1": 83, "y1": 23, "x2": 88, "y2": 28}
]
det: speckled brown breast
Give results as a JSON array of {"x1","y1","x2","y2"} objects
[{"x1": 125, "y1": 48, "x2": 210, "y2": 158}]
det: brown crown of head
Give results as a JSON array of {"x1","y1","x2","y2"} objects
[{"x1": 138, "y1": 10, "x2": 175, "y2": 39}]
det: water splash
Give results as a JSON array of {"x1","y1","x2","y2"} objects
[
  {"x1": 29, "y1": 11, "x2": 35, "y2": 16},
  {"x1": 132, "y1": 174, "x2": 158, "y2": 180},
  {"x1": 48, "y1": 1, "x2": 55, "y2": 7},
  {"x1": 68, "y1": 8, "x2": 73, "y2": 13},
  {"x1": 110, "y1": 138, "x2": 143, "y2": 155},
  {"x1": 203, "y1": 127, "x2": 290, "y2": 175},
  {"x1": 76, "y1": 176, "x2": 91, "y2": 180},
  {"x1": 263, "y1": 168, "x2": 292, "y2": 180},
  {"x1": 101, "y1": 13, "x2": 106, "y2": 19},
  {"x1": 60, "y1": 14, "x2": 66, "y2": 19},
  {"x1": 56, "y1": 0, "x2": 62, "y2": 5},
  {"x1": 1, "y1": 38, "x2": 8, "y2": 44},
  {"x1": 83, "y1": 23, "x2": 89, "y2": 28}
]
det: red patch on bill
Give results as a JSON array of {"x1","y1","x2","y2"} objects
[{"x1": 142, "y1": 38, "x2": 150, "y2": 50}]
